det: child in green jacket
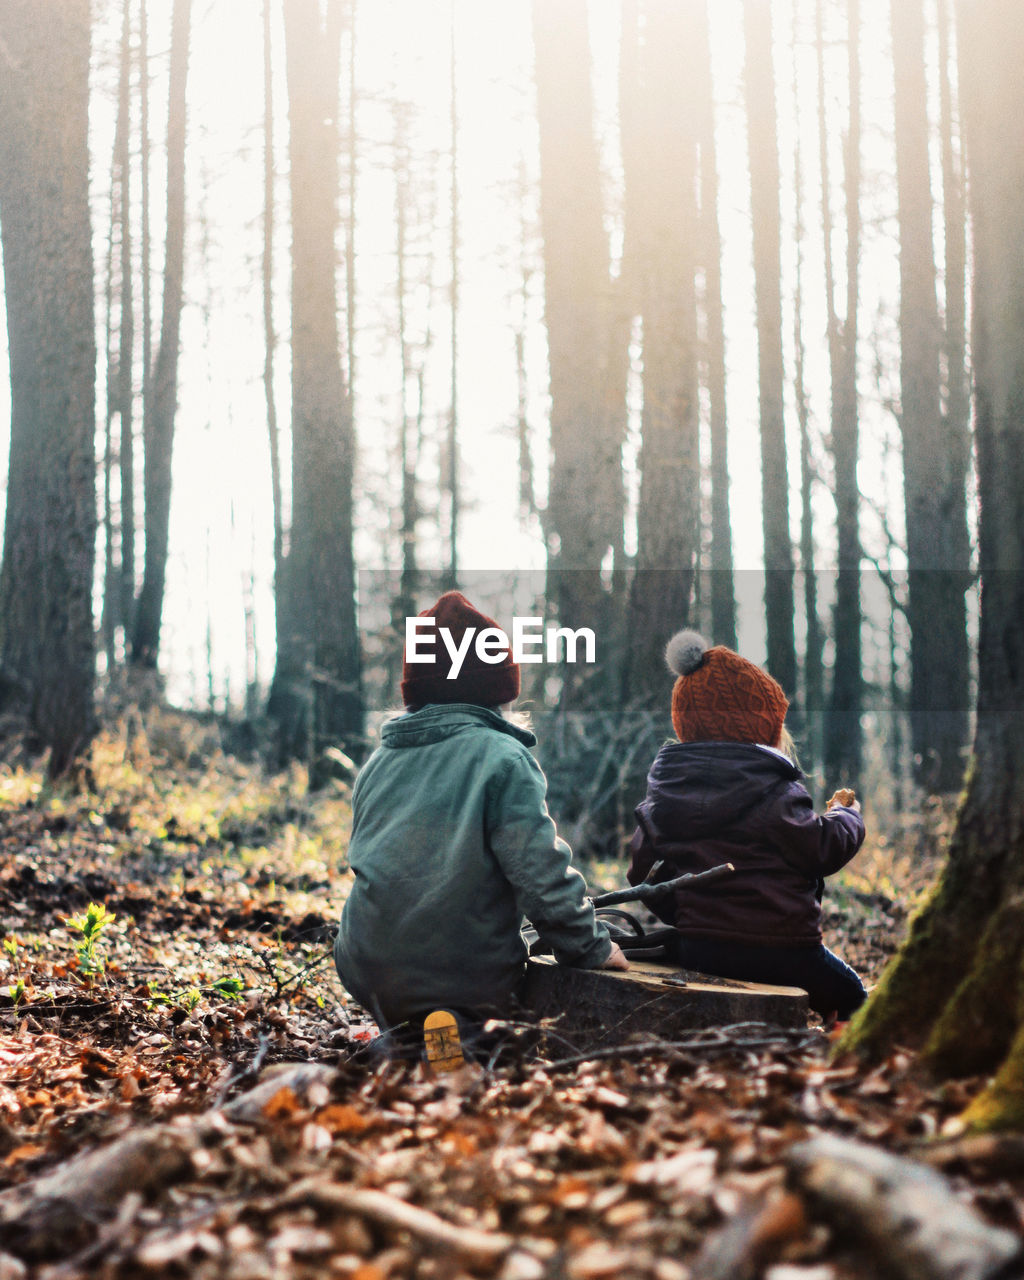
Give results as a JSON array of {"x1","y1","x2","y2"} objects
[{"x1": 334, "y1": 591, "x2": 627, "y2": 1046}]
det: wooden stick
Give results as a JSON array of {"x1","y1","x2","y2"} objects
[
  {"x1": 282, "y1": 1177, "x2": 514, "y2": 1264},
  {"x1": 591, "y1": 862, "x2": 734, "y2": 907}
]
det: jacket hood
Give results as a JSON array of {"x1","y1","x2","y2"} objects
[
  {"x1": 379, "y1": 702, "x2": 537, "y2": 750},
  {"x1": 644, "y1": 740, "x2": 801, "y2": 839}
]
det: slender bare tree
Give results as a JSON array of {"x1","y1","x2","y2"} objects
[
  {"x1": 744, "y1": 0, "x2": 797, "y2": 702},
  {"x1": 131, "y1": 0, "x2": 192, "y2": 668},
  {"x1": 819, "y1": 0, "x2": 864, "y2": 784},
  {"x1": 0, "y1": 0, "x2": 97, "y2": 774},
  {"x1": 269, "y1": 0, "x2": 363, "y2": 780},
  {"x1": 891, "y1": 0, "x2": 971, "y2": 791},
  {"x1": 624, "y1": 0, "x2": 701, "y2": 704}
]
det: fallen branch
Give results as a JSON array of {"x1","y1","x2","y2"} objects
[
  {"x1": 221, "y1": 1061, "x2": 336, "y2": 1122},
  {"x1": 0, "y1": 1126, "x2": 195, "y2": 1259},
  {"x1": 786, "y1": 1133, "x2": 1023, "y2": 1280},
  {"x1": 0, "y1": 1061, "x2": 338, "y2": 1261},
  {"x1": 278, "y1": 1176, "x2": 514, "y2": 1265}
]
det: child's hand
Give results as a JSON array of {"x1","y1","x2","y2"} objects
[
  {"x1": 601, "y1": 941, "x2": 630, "y2": 971},
  {"x1": 827, "y1": 787, "x2": 859, "y2": 812}
]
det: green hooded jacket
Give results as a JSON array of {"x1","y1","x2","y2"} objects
[{"x1": 334, "y1": 703, "x2": 611, "y2": 1026}]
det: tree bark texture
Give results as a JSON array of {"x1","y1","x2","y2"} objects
[
  {"x1": 270, "y1": 0, "x2": 363, "y2": 778},
  {"x1": 533, "y1": 0, "x2": 623, "y2": 654},
  {"x1": 624, "y1": 0, "x2": 701, "y2": 705},
  {"x1": 0, "y1": 0, "x2": 97, "y2": 775},
  {"x1": 821, "y1": 0, "x2": 864, "y2": 786},
  {"x1": 131, "y1": 0, "x2": 191, "y2": 668},
  {"x1": 263, "y1": 0, "x2": 284, "y2": 630},
  {"x1": 743, "y1": 0, "x2": 797, "y2": 703},
  {"x1": 101, "y1": 0, "x2": 135, "y2": 666},
  {"x1": 694, "y1": 0, "x2": 736, "y2": 653},
  {"x1": 843, "y1": 0, "x2": 1024, "y2": 1131},
  {"x1": 794, "y1": 3, "x2": 823, "y2": 782},
  {"x1": 891, "y1": 0, "x2": 971, "y2": 793}
]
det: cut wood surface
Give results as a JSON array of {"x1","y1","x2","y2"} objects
[
  {"x1": 785, "y1": 1132, "x2": 1023, "y2": 1280},
  {"x1": 522, "y1": 957, "x2": 808, "y2": 1051}
]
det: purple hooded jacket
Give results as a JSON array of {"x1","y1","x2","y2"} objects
[{"x1": 627, "y1": 742, "x2": 864, "y2": 947}]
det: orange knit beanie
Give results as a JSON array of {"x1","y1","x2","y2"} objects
[{"x1": 665, "y1": 630, "x2": 788, "y2": 747}]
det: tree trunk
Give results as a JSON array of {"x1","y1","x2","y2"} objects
[
  {"x1": 445, "y1": 8, "x2": 459, "y2": 589},
  {"x1": 394, "y1": 100, "x2": 419, "y2": 626},
  {"x1": 102, "y1": 0, "x2": 135, "y2": 670},
  {"x1": 533, "y1": 0, "x2": 623, "y2": 658},
  {"x1": 625, "y1": 0, "x2": 701, "y2": 705},
  {"x1": 131, "y1": 0, "x2": 191, "y2": 668},
  {"x1": 0, "y1": 0, "x2": 97, "y2": 776},
  {"x1": 263, "y1": 0, "x2": 284, "y2": 643},
  {"x1": 269, "y1": 0, "x2": 363, "y2": 780},
  {"x1": 695, "y1": 0, "x2": 736, "y2": 653},
  {"x1": 820, "y1": 0, "x2": 863, "y2": 786},
  {"x1": 843, "y1": 0, "x2": 1024, "y2": 1132},
  {"x1": 794, "y1": 0, "x2": 824, "y2": 782},
  {"x1": 743, "y1": 0, "x2": 797, "y2": 704},
  {"x1": 891, "y1": 0, "x2": 971, "y2": 793}
]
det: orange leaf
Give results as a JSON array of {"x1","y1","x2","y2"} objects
[
  {"x1": 316, "y1": 1103, "x2": 371, "y2": 1134},
  {"x1": 3, "y1": 1143, "x2": 46, "y2": 1166},
  {"x1": 262, "y1": 1085, "x2": 303, "y2": 1119},
  {"x1": 549, "y1": 1176, "x2": 592, "y2": 1209}
]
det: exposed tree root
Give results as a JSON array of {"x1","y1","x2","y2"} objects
[{"x1": 785, "y1": 1133, "x2": 1023, "y2": 1280}]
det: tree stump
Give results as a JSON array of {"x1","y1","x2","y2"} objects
[{"x1": 521, "y1": 957, "x2": 808, "y2": 1051}]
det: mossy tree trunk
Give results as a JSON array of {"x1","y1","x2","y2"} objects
[{"x1": 842, "y1": 0, "x2": 1024, "y2": 1131}]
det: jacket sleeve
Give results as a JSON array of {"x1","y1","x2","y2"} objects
[
  {"x1": 487, "y1": 750, "x2": 612, "y2": 969},
  {"x1": 765, "y1": 784, "x2": 865, "y2": 879}
]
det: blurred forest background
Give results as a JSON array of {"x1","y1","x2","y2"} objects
[{"x1": 0, "y1": 0, "x2": 983, "y2": 845}]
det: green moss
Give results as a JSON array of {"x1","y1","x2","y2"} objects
[
  {"x1": 960, "y1": 1020, "x2": 1024, "y2": 1133},
  {"x1": 837, "y1": 866, "x2": 984, "y2": 1062},
  {"x1": 838, "y1": 763, "x2": 1012, "y2": 1065},
  {"x1": 923, "y1": 896, "x2": 1024, "y2": 1077}
]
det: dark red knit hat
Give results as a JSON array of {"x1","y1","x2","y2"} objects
[
  {"x1": 401, "y1": 591, "x2": 521, "y2": 708},
  {"x1": 665, "y1": 630, "x2": 788, "y2": 747}
]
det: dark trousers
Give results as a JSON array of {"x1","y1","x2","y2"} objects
[{"x1": 669, "y1": 935, "x2": 867, "y2": 1019}]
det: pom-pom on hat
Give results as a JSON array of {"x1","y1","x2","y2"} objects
[
  {"x1": 666, "y1": 629, "x2": 788, "y2": 747},
  {"x1": 401, "y1": 590, "x2": 521, "y2": 708}
]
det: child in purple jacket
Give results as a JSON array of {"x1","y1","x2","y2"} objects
[{"x1": 628, "y1": 631, "x2": 867, "y2": 1020}]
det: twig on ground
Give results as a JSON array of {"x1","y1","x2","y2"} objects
[{"x1": 277, "y1": 1177, "x2": 515, "y2": 1264}]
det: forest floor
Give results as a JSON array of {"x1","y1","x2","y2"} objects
[{"x1": 1, "y1": 706, "x2": 1022, "y2": 1280}]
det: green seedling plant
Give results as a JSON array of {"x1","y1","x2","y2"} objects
[
  {"x1": 3, "y1": 937, "x2": 27, "y2": 1013},
  {"x1": 65, "y1": 902, "x2": 116, "y2": 978},
  {"x1": 209, "y1": 975, "x2": 244, "y2": 1000},
  {"x1": 146, "y1": 978, "x2": 233, "y2": 1012}
]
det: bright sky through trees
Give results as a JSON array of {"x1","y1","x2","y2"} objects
[{"x1": 0, "y1": 0, "x2": 954, "y2": 707}]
